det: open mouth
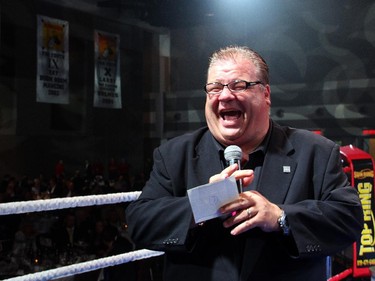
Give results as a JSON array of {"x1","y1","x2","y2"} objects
[{"x1": 220, "y1": 110, "x2": 242, "y2": 121}]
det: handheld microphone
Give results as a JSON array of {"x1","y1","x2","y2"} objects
[{"x1": 224, "y1": 145, "x2": 243, "y2": 193}]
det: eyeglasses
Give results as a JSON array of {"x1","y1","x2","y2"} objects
[{"x1": 204, "y1": 80, "x2": 263, "y2": 95}]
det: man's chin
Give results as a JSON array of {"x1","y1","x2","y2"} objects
[{"x1": 219, "y1": 128, "x2": 242, "y2": 141}]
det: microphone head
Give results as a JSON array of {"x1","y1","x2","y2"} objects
[{"x1": 224, "y1": 145, "x2": 242, "y2": 161}]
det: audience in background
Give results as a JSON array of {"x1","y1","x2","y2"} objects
[
  {"x1": 47, "y1": 176, "x2": 63, "y2": 198},
  {"x1": 0, "y1": 157, "x2": 155, "y2": 280}
]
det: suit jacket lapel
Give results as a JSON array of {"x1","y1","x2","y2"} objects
[
  {"x1": 258, "y1": 151, "x2": 296, "y2": 204},
  {"x1": 191, "y1": 130, "x2": 223, "y2": 187},
  {"x1": 257, "y1": 122, "x2": 297, "y2": 203}
]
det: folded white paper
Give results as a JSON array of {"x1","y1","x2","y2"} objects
[{"x1": 187, "y1": 177, "x2": 239, "y2": 223}]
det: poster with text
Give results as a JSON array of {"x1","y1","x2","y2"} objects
[
  {"x1": 94, "y1": 30, "x2": 122, "y2": 109},
  {"x1": 36, "y1": 15, "x2": 69, "y2": 104}
]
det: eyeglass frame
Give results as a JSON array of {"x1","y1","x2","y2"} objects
[{"x1": 204, "y1": 80, "x2": 263, "y2": 95}]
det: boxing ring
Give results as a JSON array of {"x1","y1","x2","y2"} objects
[
  {"x1": 0, "y1": 145, "x2": 373, "y2": 280},
  {"x1": 0, "y1": 192, "x2": 164, "y2": 281},
  {"x1": 328, "y1": 145, "x2": 375, "y2": 280}
]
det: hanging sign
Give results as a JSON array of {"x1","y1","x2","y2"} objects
[
  {"x1": 339, "y1": 145, "x2": 375, "y2": 278},
  {"x1": 94, "y1": 30, "x2": 122, "y2": 109},
  {"x1": 36, "y1": 15, "x2": 69, "y2": 104}
]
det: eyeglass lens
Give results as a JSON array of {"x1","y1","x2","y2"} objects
[{"x1": 205, "y1": 80, "x2": 248, "y2": 94}]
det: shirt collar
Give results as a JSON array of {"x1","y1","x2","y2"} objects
[
  {"x1": 252, "y1": 119, "x2": 272, "y2": 156},
  {"x1": 212, "y1": 119, "x2": 273, "y2": 166}
]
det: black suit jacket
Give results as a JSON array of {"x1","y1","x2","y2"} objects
[{"x1": 126, "y1": 121, "x2": 363, "y2": 281}]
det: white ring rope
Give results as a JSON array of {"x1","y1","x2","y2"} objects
[
  {"x1": 0, "y1": 191, "x2": 166, "y2": 280},
  {"x1": 5, "y1": 249, "x2": 164, "y2": 281},
  {"x1": 0, "y1": 191, "x2": 142, "y2": 215}
]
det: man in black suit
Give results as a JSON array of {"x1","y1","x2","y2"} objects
[{"x1": 126, "y1": 46, "x2": 363, "y2": 281}]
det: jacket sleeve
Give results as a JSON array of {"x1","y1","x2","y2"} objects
[
  {"x1": 125, "y1": 146, "x2": 197, "y2": 252},
  {"x1": 281, "y1": 143, "x2": 364, "y2": 258}
]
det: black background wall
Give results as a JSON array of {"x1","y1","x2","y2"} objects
[{"x1": 1, "y1": 0, "x2": 375, "y2": 179}]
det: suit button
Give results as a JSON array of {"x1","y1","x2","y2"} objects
[{"x1": 306, "y1": 244, "x2": 321, "y2": 252}]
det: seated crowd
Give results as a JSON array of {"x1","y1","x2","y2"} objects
[{"x1": 0, "y1": 158, "x2": 161, "y2": 281}]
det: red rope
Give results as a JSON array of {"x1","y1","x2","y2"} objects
[{"x1": 327, "y1": 268, "x2": 353, "y2": 281}]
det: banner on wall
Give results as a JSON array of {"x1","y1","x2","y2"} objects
[
  {"x1": 94, "y1": 30, "x2": 122, "y2": 109},
  {"x1": 36, "y1": 15, "x2": 69, "y2": 104}
]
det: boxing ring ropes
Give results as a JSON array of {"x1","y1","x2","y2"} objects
[{"x1": 0, "y1": 192, "x2": 164, "y2": 281}]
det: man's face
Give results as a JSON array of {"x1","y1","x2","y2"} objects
[{"x1": 205, "y1": 59, "x2": 271, "y2": 152}]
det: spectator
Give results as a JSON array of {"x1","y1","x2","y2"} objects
[
  {"x1": 108, "y1": 157, "x2": 119, "y2": 181},
  {"x1": 47, "y1": 176, "x2": 63, "y2": 198},
  {"x1": 55, "y1": 160, "x2": 65, "y2": 179}
]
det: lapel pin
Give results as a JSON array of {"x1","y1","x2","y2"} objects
[{"x1": 283, "y1": 166, "x2": 291, "y2": 173}]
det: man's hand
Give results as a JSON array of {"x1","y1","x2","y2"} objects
[
  {"x1": 209, "y1": 163, "x2": 254, "y2": 186},
  {"x1": 220, "y1": 190, "x2": 282, "y2": 235}
]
